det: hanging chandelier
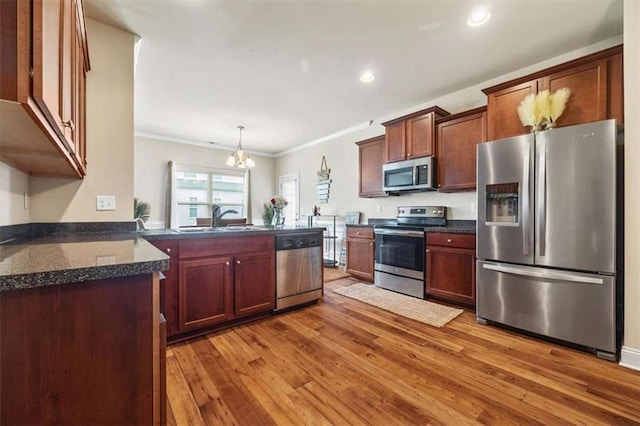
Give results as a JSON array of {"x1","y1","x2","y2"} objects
[{"x1": 226, "y1": 125, "x2": 255, "y2": 168}]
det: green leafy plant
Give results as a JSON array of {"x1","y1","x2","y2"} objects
[
  {"x1": 134, "y1": 198, "x2": 151, "y2": 222},
  {"x1": 262, "y1": 202, "x2": 275, "y2": 226}
]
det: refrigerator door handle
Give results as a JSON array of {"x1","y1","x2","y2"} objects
[
  {"x1": 538, "y1": 138, "x2": 547, "y2": 256},
  {"x1": 482, "y1": 263, "x2": 604, "y2": 285},
  {"x1": 522, "y1": 142, "x2": 530, "y2": 255}
]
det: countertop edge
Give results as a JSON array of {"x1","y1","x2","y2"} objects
[{"x1": 1, "y1": 259, "x2": 169, "y2": 292}]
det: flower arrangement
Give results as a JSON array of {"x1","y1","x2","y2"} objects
[
  {"x1": 270, "y1": 195, "x2": 288, "y2": 210},
  {"x1": 262, "y1": 195, "x2": 288, "y2": 226},
  {"x1": 517, "y1": 88, "x2": 571, "y2": 131}
]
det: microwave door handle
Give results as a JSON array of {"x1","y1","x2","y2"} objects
[{"x1": 412, "y1": 166, "x2": 418, "y2": 186}]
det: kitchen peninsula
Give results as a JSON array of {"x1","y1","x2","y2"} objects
[{"x1": 0, "y1": 223, "x2": 324, "y2": 425}]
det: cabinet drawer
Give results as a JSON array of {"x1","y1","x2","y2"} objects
[
  {"x1": 426, "y1": 233, "x2": 475, "y2": 249},
  {"x1": 347, "y1": 227, "x2": 374, "y2": 240},
  {"x1": 179, "y1": 235, "x2": 274, "y2": 259}
]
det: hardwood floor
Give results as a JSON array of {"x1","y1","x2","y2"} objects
[{"x1": 166, "y1": 278, "x2": 640, "y2": 425}]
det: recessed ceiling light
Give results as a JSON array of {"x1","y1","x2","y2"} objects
[
  {"x1": 360, "y1": 71, "x2": 375, "y2": 83},
  {"x1": 467, "y1": 8, "x2": 491, "y2": 26}
]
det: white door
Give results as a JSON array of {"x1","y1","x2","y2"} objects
[{"x1": 279, "y1": 173, "x2": 299, "y2": 225}]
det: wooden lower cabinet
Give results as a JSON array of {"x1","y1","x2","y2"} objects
[
  {"x1": 426, "y1": 233, "x2": 476, "y2": 307},
  {"x1": 0, "y1": 273, "x2": 162, "y2": 425},
  {"x1": 178, "y1": 256, "x2": 234, "y2": 331},
  {"x1": 234, "y1": 251, "x2": 276, "y2": 317},
  {"x1": 150, "y1": 240, "x2": 179, "y2": 337},
  {"x1": 346, "y1": 227, "x2": 375, "y2": 282},
  {"x1": 170, "y1": 235, "x2": 276, "y2": 339}
]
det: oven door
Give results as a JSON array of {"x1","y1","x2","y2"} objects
[{"x1": 374, "y1": 228, "x2": 425, "y2": 278}]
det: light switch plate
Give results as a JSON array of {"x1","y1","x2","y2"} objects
[{"x1": 96, "y1": 195, "x2": 116, "y2": 211}]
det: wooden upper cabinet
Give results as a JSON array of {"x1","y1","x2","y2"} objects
[
  {"x1": 32, "y1": 0, "x2": 65, "y2": 139},
  {"x1": 384, "y1": 121, "x2": 406, "y2": 163},
  {"x1": 543, "y1": 60, "x2": 607, "y2": 127},
  {"x1": 486, "y1": 80, "x2": 541, "y2": 140},
  {"x1": 356, "y1": 135, "x2": 387, "y2": 198},
  {"x1": 407, "y1": 113, "x2": 435, "y2": 158},
  {"x1": 436, "y1": 107, "x2": 487, "y2": 192},
  {"x1": 483, "y1": 45, "x2": 623, "y2": 140},
  {"x1": 382, "y1": 106, "x2": 449, "y2": 163},
  {"x1": 0, "y1": 0, "x2": 89, "y2": 177}
]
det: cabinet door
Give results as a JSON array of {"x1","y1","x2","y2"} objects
[
  {"x1": 384, "y1": 121, "x2": 406, "y2": 163},
  {"x1": 346, "y1": 238, "x2": 375, "y2": 282},
  {"x1": 65, "y1": 2, "x2": 86, "y2": 174},
  {"x1": 543, "y1": 60, "x2": 607, "y2": 128},
  {"x1": 487, "y1": 79, "x2": 542, "y2": 140},
  {"x1": 437, "y1": 110, "x2": 487, "y2": 191},
  {"x1": 407, "y1": 113, "x2": 434, "y2": 158},
  {"x1": 357, "y1": 136, "x2": 386, "y2": 197},
  {"x1": 150, "y1": 240, "x2": 179, "y2": 337},
  {"x1": 178, "y1": 256, "x2": 233, "y2": 331},
  {"x1": 234, "y1": 252, "x2": 275, "y2": 318},
  {"x1": 32, "y1": 0, "x2": 68, "y2": 144},
  {"x1": 426, "y1": 246, "x2": 476, "y2": 306}
]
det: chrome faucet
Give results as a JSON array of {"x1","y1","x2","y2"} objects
[{"x1": 211, "y1": 204, "x2": 239, "y2": 228}]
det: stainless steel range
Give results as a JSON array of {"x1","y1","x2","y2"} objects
[{"x1": 374, "y1": 206, "x2": 446, "y2": 298}]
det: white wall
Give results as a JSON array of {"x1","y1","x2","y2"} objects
[
  {"x1": 0, "y1": 162, "x2": 30, "y2": 226},
  {"x1": 134, "y1": 136, "x2": 275, "y2": 227},
  {"x1": 275, "y1": 36, "x2": 623, "y2": 222},
  {"x1": 621, "y1": 1, "x2": 640, "y2": 370},
  {"x1": 29, "y1": 19, "x2": 135, "y2": 223}
]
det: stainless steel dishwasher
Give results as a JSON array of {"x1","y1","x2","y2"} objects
[{"x1": 274, "y1": 232, "x2": 323, "y2": 311}]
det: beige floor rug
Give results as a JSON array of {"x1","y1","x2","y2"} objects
[
  {"x1": 324, "y1": 267, "x2": 350, "y2": 283},
  {"x1": 333, "y1": 283, "x2": 464, "y2": 328}
]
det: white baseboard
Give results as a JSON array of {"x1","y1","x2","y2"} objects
[{"x1": 619, "y1": 346, "x2": 640, "y2": 371}]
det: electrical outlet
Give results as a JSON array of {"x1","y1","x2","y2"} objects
[
  {"x1": 376, "y1": 204, "x2": 383, "y2": 213},
  {"x1": 96, "y1": 195, "x2": 116, "y2": 211}
]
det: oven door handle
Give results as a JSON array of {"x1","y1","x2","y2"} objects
[{"x1": 374, "y1": 229, "x2": 424, "y2": 238}]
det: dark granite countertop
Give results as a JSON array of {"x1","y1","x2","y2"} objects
[
  {"x1": 140, "y1": 225, "x2": 326, "y2": 241},
  {"x1": 0, "y1": 224, "x2": 328, "y2": 291},
  {"x1": 0, "y1": 233, "x2": 169, "y2": 292},
  {"x1": 352, "y1": 219, "x2": 476, "y2": 234}
]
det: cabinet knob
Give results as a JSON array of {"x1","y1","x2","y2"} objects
[
  {"x1": 62, "y1": 120, "x2": 75, "y2": 131},
  {"x1": 236, "y1": 260, "x2": 241, "y2": 264},
  {"x1": 426, "y1": 249, "x2": 430, "y2": 253},
  {"x1": 369, "y1": 243, "x2": 373, "y2": 246},
  {"x1": 225, "y1": 261, "x2": 230, "y2": 266},
  {"x1": 356, "y1": 232, "x2": 361, "y2": 235},
  {"x1": 447, "y1": 239, "x2": 452, "y2": 243}
]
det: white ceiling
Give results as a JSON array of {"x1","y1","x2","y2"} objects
[{"x1": 85, "y1": 0, "x2": 623, "y2": 156}]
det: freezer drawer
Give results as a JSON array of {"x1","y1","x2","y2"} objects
[{"x1": 477, "y1": 261, "x2": 616, "y2": 355}]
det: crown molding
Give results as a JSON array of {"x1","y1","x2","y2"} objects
[{"x1": 134, "y1": 132, "x2": 276, "y2": 157}]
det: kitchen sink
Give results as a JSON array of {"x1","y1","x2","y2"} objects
[{"x1": 175, "y1": 226, "x2": 268, "y2": 234}]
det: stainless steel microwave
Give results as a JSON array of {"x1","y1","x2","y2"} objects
[{"x1": 382, "y1": 157, "x2": 436, "y2": 192}]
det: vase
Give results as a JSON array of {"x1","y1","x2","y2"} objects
[{"x1": 272, "y1": 208, "x2": 285, "y2": 226}]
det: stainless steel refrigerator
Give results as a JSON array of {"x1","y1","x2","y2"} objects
[{"x1": 476, "y1": 119, "x2": 619, "y2": 361}]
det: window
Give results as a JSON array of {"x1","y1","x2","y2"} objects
[
  {"x1": 279, "y1": 173, "x2": 299, "y2": 224},
  {"x1": 174, "y1": 165, "x2": 248, "y2": 227},
  {"x1": 188, "y1": 197, "x2": 198, "y2": 218}
]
